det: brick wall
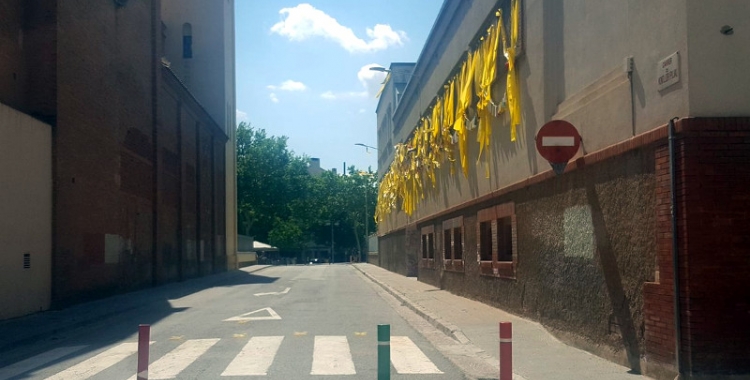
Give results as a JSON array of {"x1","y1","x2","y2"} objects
[
  {"x1": 645, "y1": 118, "x2": 750, "y2": 377},
  {"x1": 0, "y1": 0, "x2": 57, "y2": 122},
  {"x1": 48, "y1": 1, "x2": 228, "y2": 307}
]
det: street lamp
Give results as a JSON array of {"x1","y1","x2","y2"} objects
[
  {"x1": 368, "y1": 66, "x2": 391, "y2": 73},
  {"x1": 354, "y1": 143, "x2": 378, "y2": 153},
  {"x1": 357, "y1": 171, "x2": 376, "y2": 263},
  {"x1": 325, "y1": 221, "x2": 339, "y2": 264}
]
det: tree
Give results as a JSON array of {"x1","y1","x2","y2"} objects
[{"x1": 236, "y1": 122, "x2": 377, "y2": 260}]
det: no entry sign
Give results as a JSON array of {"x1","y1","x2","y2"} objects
[{"x1": 535, "y1": 120, "x2": 581, "y2": 175}]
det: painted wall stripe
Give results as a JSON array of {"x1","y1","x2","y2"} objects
[
  {"x1": 44, "y1": 342, "x2": 148, "y2": 380},
  {"x1": 0, "y1": 346, "x2": 87, "y2": 380},
  {"x1": 542, "y1": 136, "x2": 575, "y2": 146},
  {"x1": 221, "y1": 336, "x2": 284, "y2": 376},
  {"x1": 390, "y1": 336, "x2": 443, "y2": 374},
  {"x1": 310, "y1": 336, "x2": 356, "y2": 375},
  {"x1": 127, "y1": 339, "x2": 219, "y2": 380}
]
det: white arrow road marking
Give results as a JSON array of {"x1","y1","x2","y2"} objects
[
  {"x1": 126, "y1": 339, "x2": 219, "y2": 380},
  {"x1": 0, "y1": 346, "x2": 87, "y2": 380},
  {"x1": 310, "y1": 336, "x2": 356, "y2": 375},
  {"x1": 221, "y1": 336, "x2": 284, "y2": 376},
  {"x1": 223, "y1": 307, "x2": 281, "y2": 322},
  {"x1": 390, "y1": 336, "x2": 443, "y2": 374},
  {"x1": 542, "y1": 136, "x2": 575, "y2": 146},
  {"x1": 44, "y1": 342, "x2": 153, "y2": 380},
  {"x1": 253, "y1": 287, "x2": 291, "y2": 296}
]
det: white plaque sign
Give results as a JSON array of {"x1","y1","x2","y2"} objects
[{"x1": 658, "y1": 52, "x2": 680, "y2": 91}]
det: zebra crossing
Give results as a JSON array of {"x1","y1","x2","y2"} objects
[{"x1": 0, "y1": 335, "x2": 444, "y2": 379}]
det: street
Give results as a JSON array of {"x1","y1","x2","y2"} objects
[{"x1": 0, "y1": 265, "x2": 464, "y2": 379}]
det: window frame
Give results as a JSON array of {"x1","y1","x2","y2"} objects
[
  {"x1": 442, "y1": 216, "x2": 464, "y2": 272},
  {"x1": 420, "y1": 225, "x2": 436, "y2": 269},
  {"x1": 477, "y1": 202, "x2": 517, "y2": 279}
]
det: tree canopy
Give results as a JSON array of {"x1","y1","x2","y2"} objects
[{"x1": 236, "y1": 122, "x2": 377, "y2": 259}]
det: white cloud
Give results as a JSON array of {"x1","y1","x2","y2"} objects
[
  {"x1": 358, "y1": 64, "x2": 388, "y2": 98},
  {"x1": 320, "y1": 64, "x2": 386, "y2": 101},
  {"x1": 269, "y1": 93, "x2": 279, "y2": 103},
  {"x1": 320, "y1": 90, "x2": 367, "y2": 100},
  {"x1": 236, "y1": 109, "x2": 249, "y2": 122},
  {"x1": 267, "y1": 80, "x2": 307, "y2": 92},
  {"x1": 270, "y1": 3, "x2": 407, "y2": 54}
]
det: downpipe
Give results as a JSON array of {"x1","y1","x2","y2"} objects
[{"x1": 668, "y1": 117, "x2": 683, "y2": 379}]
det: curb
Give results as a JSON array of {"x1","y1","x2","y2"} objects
[{"x1": 353, "y1": 265, "x2": 471, "y2": 345}]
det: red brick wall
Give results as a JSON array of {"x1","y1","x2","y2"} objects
[
  {"x1": 644, "y1": 117, "x2": 750, "y2": 377},
  {"x1": 0, "y1": 0, "x2": 57, "y2": 121},
  {"x1": 49, "y1": 1, "x2": 228, "y2": 306}
]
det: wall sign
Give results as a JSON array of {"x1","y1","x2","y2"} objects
[{"x1": 658, "y1": 52, "x2": 680, "y2": 91}]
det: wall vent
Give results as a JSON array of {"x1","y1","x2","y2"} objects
[{"x1": 23, "y1": 253, "x2": 30, "y2": 269}]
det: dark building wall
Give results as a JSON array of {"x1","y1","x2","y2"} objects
[
  {"x1": 53, "y1": 0, "x2": 157, "y2": 305},
  {"x1": 414, "y1": 145, "x2": 656, "y2": 368},
  {"x1": 49, "y1": 0, "x2": 228, "y2": 307},
  {"x1": 0, "y1": 0, "x2": 56, "y2": 121},
  {"x1": 157, "y1": 86, "x2": 181, "y2": 284},
  {"x1": 644, "y1": 117, "x2": 750, "y2": 378},
  {"x1": 157, "y1": 72, "x2": 227, "y2": 284}
]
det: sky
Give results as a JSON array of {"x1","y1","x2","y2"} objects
[{"x1": 235, "y1": 1, "x2": 443, "y2": 173}]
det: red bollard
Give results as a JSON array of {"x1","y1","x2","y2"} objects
[
  {"x1": 499, "y1": 322, "x2": 512, "y2": 380},
  {"x1": 137, "y1": 324, "x2": 150, "y2": 380}
]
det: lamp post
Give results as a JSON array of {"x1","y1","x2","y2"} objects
[
  {"x1": 356, "y1": 169, "x2": 376, "y2": 263},
  {"x1": 326, "y1": 220, "x2": 339, "y2": 264}
]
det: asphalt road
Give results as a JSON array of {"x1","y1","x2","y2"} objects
[{"x1": 0, "y1": 264, "x2": 464, "y2": 379}]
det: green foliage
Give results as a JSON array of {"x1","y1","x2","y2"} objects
[{"x1": 236, "y1": 122, "x2": 377, "y2": 257}]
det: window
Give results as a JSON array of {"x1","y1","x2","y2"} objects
[
  {"x1": 182, "y1": 23, "x2": 193, "y2": 59},
  {"x1": 442, "y1": 216, "x2": 464, "y2": 272},
  {"x1": 420, "y1": 225, "x2": 435, "y2": 269},
  {"x1": 477, "y1": 202, "x2": 516, "y2": 278}
]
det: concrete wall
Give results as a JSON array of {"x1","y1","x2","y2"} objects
[
  {"x1": 685, "y1": 0, "x2": 750, "y2": 117},
  {"x1": 378, "y1": 0, "x2": 691, "y2": 233},
  {"x1": 412, "y1": 145, "x2": 657, "y2": 370},
  {"x1": 0, "y1": 102, "x2": 52, "y2": 319}
]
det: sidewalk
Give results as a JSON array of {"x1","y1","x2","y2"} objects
[
  {"x1": 354, "y1": 263, "x2": 650, "y2": 380},
  {"x1": 0, "y1": 265, "x2": 271, "y2": 352}
]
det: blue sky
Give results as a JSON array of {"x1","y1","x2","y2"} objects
[{"x1": 235, "y1": 1, "x2": 443, "y2": 173}]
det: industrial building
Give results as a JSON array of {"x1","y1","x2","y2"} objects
[
  {"x1": 374, "y1": 1, "x2": 750, "y2": 378},
  {"x1": 0, "y1": 0, "x2": 237, "y2": 319}
]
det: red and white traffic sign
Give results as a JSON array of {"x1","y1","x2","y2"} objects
[{"x1": 535, "y1": 120, "x2": 581, "y2": 175}]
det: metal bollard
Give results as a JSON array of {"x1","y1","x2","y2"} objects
[
  {"x1": 499, "y1": 322, "x2": 512, "y2": 380},
  {"x1": 377, "y1": 324, "x2": 390, "y2": 380},
  {"x1": 137, "y1": 324, "x2": 150, "y2": 380}
]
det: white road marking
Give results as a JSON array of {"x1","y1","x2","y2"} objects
[
  {"x1": 254, "y1": 287, "x2": 291, "y2": 296},
  {"x1": 542, "y1": 136, "x2": 575, "y2": 146},
  {"x1": 390, "y1": 336, "x2": 443, "y2": 374},
  {"x1": 311, "y1": 336, "x2": 356, "y2": 375},
  {"x1": 221, "y1": 336, "x2": 284, "y2": 376},
  {"x1": 44, "y1": 342, "x2": 152, "y2": 380},
  {"x1": 0, "y1": 346, "x2": 87, "y2": 380},
  {"x1": 223, "y1": 307, "x2": 281, "y2": 322},
  {"x1": 126, "y1": 339, "x2": 219, "y2": 380}
]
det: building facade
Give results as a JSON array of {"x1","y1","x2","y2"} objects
[
  {"x1": 0, "y1": 0, "x2": 236, "y2": 318},
  {"x1": 374, "y1": 0, "x2": 750, "y2": 378}
]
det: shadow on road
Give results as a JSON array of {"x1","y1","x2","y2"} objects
[{"x1": 0, "y1": 267, "x2": 278, "y2": 379}]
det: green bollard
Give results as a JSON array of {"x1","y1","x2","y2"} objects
[{"x1": 377, "y1": 324, "x2": 390, "y2": 380}]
